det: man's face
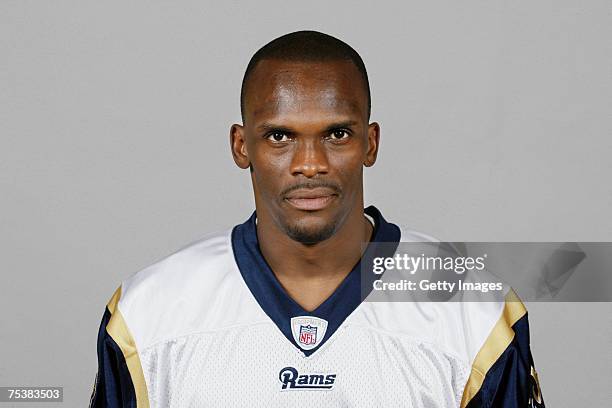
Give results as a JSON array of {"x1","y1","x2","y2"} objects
[{"x1": 232, "y1": 59, "x2": 379, "y2": 244}]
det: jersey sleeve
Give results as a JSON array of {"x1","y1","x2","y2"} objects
[
  {"x1": 89, "y1": 287, "x2": 149, "y2": 408},
  {"x1": 461, "y1": 291, "x2": 545, "y2": 408}
]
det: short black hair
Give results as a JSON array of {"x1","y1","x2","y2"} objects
[{"x1": 240, "y1": 30, "x2": 371, "y2": 121}]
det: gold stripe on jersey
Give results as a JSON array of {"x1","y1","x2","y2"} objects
[
  {"x1": 106, "y1": 287, "x2": 150, "y2": 408},
  {"x1": 460, "y1": 289, "x2": 527, "y2": 408}
]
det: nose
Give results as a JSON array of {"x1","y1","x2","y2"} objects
[{"x1": 290, "y1": 138, "x2": 329, "y2": 178}]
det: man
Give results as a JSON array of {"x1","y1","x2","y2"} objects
[{"x1": 90, "y1": 31, "x2": 544, "y2": 407}]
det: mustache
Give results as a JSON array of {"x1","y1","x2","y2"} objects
[{"x1": 280, "y1": 180, "x2": 342, "y2": 197}]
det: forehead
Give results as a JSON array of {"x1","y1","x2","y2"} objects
[{"x1": 243, "y1": 59, "x2": 368, "y2": 123}]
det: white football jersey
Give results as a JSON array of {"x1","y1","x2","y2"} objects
[{"x1": 90, "y1": 206, "x2": 544, "y2": 408}]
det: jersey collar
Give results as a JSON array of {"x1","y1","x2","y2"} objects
[{"x1": 231, "y1": 205, "x2": 401, "y2": 356}]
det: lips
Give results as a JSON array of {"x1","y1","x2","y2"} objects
[{"x1": 284, "y1": 187, "x2": 338, "y2": 211}]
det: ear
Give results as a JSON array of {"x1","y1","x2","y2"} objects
[
  {"x1": 230, "y1": 124, "x2": 250, "y2": 169},
  {"x1": 364, "y1": 122, "x2": 380, "y2": 167}
]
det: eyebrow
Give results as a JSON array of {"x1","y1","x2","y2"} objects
[
  {"x1": 257, "y1": 123, "x2": 294, "y2": 133},
  {"x1": 324, "y1": 121, "x2": 358, "y2": 131},
  {"x1": 256, "y1": 121, "x2": 359, "y2": 133}
]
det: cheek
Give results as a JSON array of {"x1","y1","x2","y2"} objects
[
  {"x1": 251, "y1": 148, "x2": 291, "y2": 194},
  {"x1": 329, "y1": 149, "x2": 365, "y2": 189}
]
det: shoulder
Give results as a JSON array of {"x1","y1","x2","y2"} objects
[
  {"x1": 120, "y1": 229, "x2": 235, "y2": 308},
  {"x1": 106, "y1": 229, "x2": 266, "y2": 352},
  {"x1": 399, "y1": 226, "x2": 440, "y2": 243},
  {"x1": 356, "y1": 225, "x2": 527, "y2": 365}
]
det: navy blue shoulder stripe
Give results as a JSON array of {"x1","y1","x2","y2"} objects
[
  {"x1": 466, "y1": 314, "x2": 545, "y2": 408},
  {"x1": 89, "y1": 308, "x2": 137, "y2": 408}
]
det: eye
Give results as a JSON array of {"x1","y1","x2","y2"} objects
[
  {"x1": 266, "y1": 132, "x2": 290, "y2": 142},
  {"x1": 328, "y1": 129, "x2": 350, "y2": 140}
]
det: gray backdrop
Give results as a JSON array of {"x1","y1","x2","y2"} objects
[{"x1": 1, "y1": 1, "x2": 611, "y2": 407}]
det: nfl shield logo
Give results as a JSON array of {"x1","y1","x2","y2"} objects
[
  {"x1": 290, "y1": 316, "x2": 329, "y2": 351},
  {"x1": 299, "y1": 325, "x2": 317, "y2": 346}
]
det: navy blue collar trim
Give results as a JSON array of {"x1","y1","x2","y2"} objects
[{"x1": 231, "y1": 205, "x2": 401, "y2": 356}]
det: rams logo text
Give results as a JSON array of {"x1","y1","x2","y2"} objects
[{"x1": 279, "y1": 367, "x2": 336, "y2": 390}]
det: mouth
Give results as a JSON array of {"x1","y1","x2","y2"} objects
[{"x1": 284, "y1": 188, "x2": 338, "y2": 211}]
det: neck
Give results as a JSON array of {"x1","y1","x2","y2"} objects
[{"x1": 256, "y1": 204, "x2": 373, "y2": 311}]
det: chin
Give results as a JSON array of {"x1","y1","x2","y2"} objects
[{"x1": 283, "y1": 215, "x2": 339, "y2": 245}]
